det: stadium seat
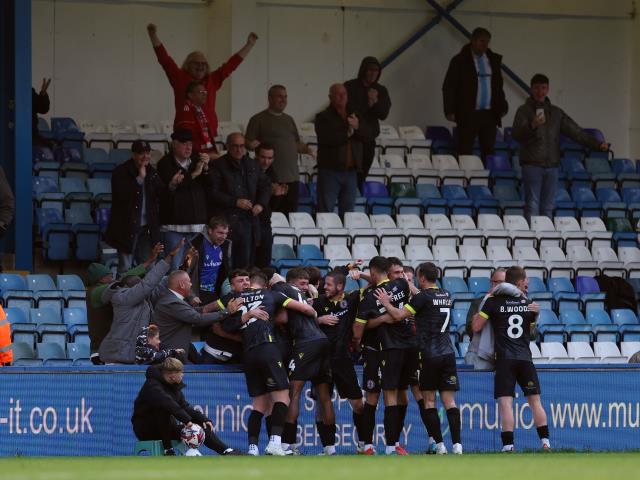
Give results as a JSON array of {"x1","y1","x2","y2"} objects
[
  {"x1": 67, "y1": 342, "x2": 90, "y2": 361},
  {"x1": 9, "y1": 342, "x2": 36, "y2": 361},
  {"x1": 566, "y1": 342, "x2": 598, "y2": 362},
  {"x1": 36, "y1": 342, "x2": 67, "y2": 361},
  {"x1": 25, "y1": 274, "x2": 56, "y2": 292},
  {"x1": 593, "y1": 342, "x2": 628, "y2": 363},
  {"x1": 540, "y1": 342, "x2": 572, "y2": 363},
  {"x1": 73, "y1": 224, "x2": 101, "y2": 261},
  {"x1": 56, "y1": 274, "x2": 86, "y2": 291},
  {"x1": 467, "y1": 277, "x2": 489, "y2": 296},
  {"x1": 0, "y1": 273, "x2": 27, "y2": 291}
]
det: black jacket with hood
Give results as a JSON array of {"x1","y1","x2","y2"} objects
[
  {"x1": 442, "y1": 44, "x2": 508, "y2": 126},
  {"x1": 131, "y1": 364, "x2": 209, "y2": 427},
  {"x1": 344, "y1": 57, "x2": 391, "y2": 142}
]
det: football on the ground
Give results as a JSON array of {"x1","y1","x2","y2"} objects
[{"x1": 181, "y1": 424, "x2": 205, "y2": 449}]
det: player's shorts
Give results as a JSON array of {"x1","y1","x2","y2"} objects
[
  {"x1": 330, "y1": 357, "x2": 363, "y2": 399},
  {"x1": 289, "y1": 338, "x2": 332, "y2": 385},
  {"x1": 362, "y1": 348, "x2": 382, "y2": 393},
  {"x1": 494, "y1": 359, "x2": 541, "y2": 399},
  {"x1": 243, "y1": 342, "x2": 289, "y2": 397},
  {"x1": 419, "y1": 353, "x2": 459, "y2": 392},
  {"x1": 381, "y1": 348, "x2": 419, "y2": 391}
]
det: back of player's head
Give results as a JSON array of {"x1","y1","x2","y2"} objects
[
  {"x1": 162, "y1": 357, "x2": 184, "y2": 373},
  {"x1": 286, "y1": 267, "x2": 310, "y2": 282},
  {"x1": 369, "y1": 256, "x2": 390, "y2": 274},
  {"x1": 249, "y1": 268, "x2": 268, "y2": 287},
  {"x1": 229, "y1": 269, "x2": 250, "y2": 281},
  {"x1": 505, "y1": 266, "x2": 526, "y2": 284},
  {"x1": 325, "y1": 271, "x2": 346, "y2": 288},
  {"x1": 304, "y1": 265, "x2": 322, "y2": 286},
  {"x1": 417, "y1": 262, "x2": 438, "y2": 283}
]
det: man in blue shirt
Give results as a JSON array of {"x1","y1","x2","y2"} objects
[{"x1": 191, "y1": 217, "x2": 231, "y2": 304}]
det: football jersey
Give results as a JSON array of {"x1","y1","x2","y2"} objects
[
  {"x1": 219, "y1": 288, "x2": 289, "y2": 351},
  {"x1": 313, "y1": 291, "x2": 359, "y2": 359},
  {"x1": 480, "y1": 294, "x2": 534, "y2": 361},
  {"x1": 272, "y1": 282, "x2": 327, "y2": 345},
  {"x1": 356, "y1": 278, "x2": 415, "y2": 350},
  {"x1": 405, "y1": 287, "x2": 454, "y2": 358}
]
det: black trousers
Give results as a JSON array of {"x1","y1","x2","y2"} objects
[
  {"x1": 357, "y1": 140, "x2": 377, "y2": 187},
  {"x1": 254, "y1": 220, "x2": 273, "y2": 269},
  {"x1": 271, "y1": 181, "x2": 300, "y2": 215},
  {"x1": 133, "y1": 414, "x2": 228, "y2": 453},
  {"x1": 227, "y1": 213, "x2": 255, "y2": 269},
  {"x1": 456, "y1": 110, "x2": 497, "y2": 158}
]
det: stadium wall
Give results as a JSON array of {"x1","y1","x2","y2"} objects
[
  {"x1": 0, "y1": 365, "x2": 639, "y2": 456},
  {"x1": 32, "y1": 0, "x2": 636, "y2": 156}
]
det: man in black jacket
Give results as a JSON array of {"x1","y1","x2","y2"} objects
[
  {"x1": 345, "y1": 57, "x2": 391, "y2": 186},
  {"x1": 315, "y1": 83, "x2": 363, "y2": 216},
  {"x1": 210, "y1": 132, "x2": 271, "y2": 269},
  {"x1": 442, "y1": 27, "x2": 508, "y2": 158},
  {"x1": 106, "y1": 141, "x2": 164, "y2": 273},
  {"x1": 132, "y1": 357, "x2": 240, "y2": 455},
  {"x1": 157, "y1": 129, "x2": 213, "y2": 270}
]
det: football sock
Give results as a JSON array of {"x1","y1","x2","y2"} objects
[
  {"x1": 203, "y1": 427, "x2": 229, "y2": 454},
  {"x1": 247, "y1": 410, "x2": 263, "y2": 446},
  {"x1": 425, "y1": 408, "x2": 443, "y2": 443},
  {"x1": 265, "y1": 415, "x2": 272, "y2": 437},
  {"x1": 316, "y1": 421, "x2": 330, "y2": 447},
  {"x1": 283, "y1": 422, "x2": 297, "y2": 445},
  {"x1": 362, "y1": 402, "x2": 377, "y2": 444},
  {"x1": 353, "y1": 411, "x2": 365, "y2": 442},
  {"x1": 446, "y1": 407, "x2": 462, "y2": 445},
  {"x1": 417, "y1": 399, "x2": 430, "y2": 432},
  {"x1": 270, "y1": 402, "x2": 288, "y2": 437},
  {"x1": 384, "y1": 406, "x2": 400, "y2": 446},
  {"x1": 325, "y1": 423, "x2": 337, "y2": 446},
  {"x1": 536, "y1": 425, "x2": 550, "y2": 440},
  {"x1": 397, "y1": 403, "x2": 408, "y2": 443},
  {"x1": 501, "y1": 431, "x2": 514, "y2": 447}
]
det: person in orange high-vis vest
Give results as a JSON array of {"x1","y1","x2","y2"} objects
[{"x1": 0, "y1": 306, "x2": 12, "y2": 365}]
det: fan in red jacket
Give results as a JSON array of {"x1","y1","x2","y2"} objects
[{"x1": 147, "y1": 23, "x2": 258, "y2": 138}]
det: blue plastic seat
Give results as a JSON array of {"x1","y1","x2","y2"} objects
[
  {"x1": 467, "y1": 277, "x2": 489, "y2": 296},
  {"x1": 56, "y1": 274, "x2": 85, "y2": 291},
  {"x1": 36, "y1": 342, "x2": 67, "y2": 361},
  {"x1": 0, "y1": 273, "x2": 27, "y2": 291},
  {"x1": 42, "y1": 223, "x2": 73, "y2": 262},
  {"x1": 416, "y1": 184, "x2": 442, "y2": 200},
  {"x1": 108, "y1": 148, "x2": 131, "y2": 165},
  {"x1": 36, "y1": 209, "x2": 65, "y2": 234},
  {"x1": 67, "y1": 342, "x2": 90, "y2": 361},
  {"x1": 33, "y1": 176, "x2": 59, "y2": 198},
  {"x1": 59, "y1": 177, "x2": 87, "y2": 194},
  {"x1": 53, "y1": 146, "x2": 82, "y2": 163},
  {"x1": 536, "y1": 310, "x2": 564, "y2": 335},
  {"x1": 272, "y1": 244, "x2": 296, "y2": 263},
  {"x1": 297, "y1": 244, "x2": 324, "y2": 261},
  {"x1": 86, "y1": 178, "x2": 111, "y2": 196},
  {"x1": 95, "y1": 207, "x2": 111, "y2": 233},
  {"x1": 83, "y1": 147, "x2": 108, "y2": 165},
  {"x1": 25, "y1": 274, "x2": 56, "y2": 292},
  {"x1": 485, "y1": 154, "x2": 513, "y2": 172},
  {"x1": 10, "y1": 342, "x2": 36, "y2": 361},
  {"x1": 442, "y1": 277, "x2": 469, "y2": 295},
  {"x1": 361, "y1": 181, "x2": 389, "y2": 199},
  {"x1": 73, "y1": 224, "x2": 101, "y2": 261}
]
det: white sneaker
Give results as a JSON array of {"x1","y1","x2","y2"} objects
[
  {"x1": 265, "y1": 442, "x2": 287, "y2": 456},
  {"x1": 185, "y1": 448, "x2": 202, "y2": 457},
  {"x1": 435, "y1": 442, "x2": 447, "y2": 455},
  {"x1": 452, "y1": 443, "x2": 463, "y2": 455},
  {"x1": 322, "y1": 445, "x2": 337, "y2": 456},
  {"x1": 541, "y1": 439, "x2": 552, "y2": 451},
  {"x1": 248, "y1": 444, "x2": 259, "y2": 456},
  {"x1": 356, "y1": 441, "x2": 365, "y2": 454},
  {"x1": 501, "y1": 444, "x2": 515, "y2": 453}
]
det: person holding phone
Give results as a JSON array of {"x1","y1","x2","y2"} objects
[{"x1": 512, "y1": 73, "x2": 609, "y2": 222}]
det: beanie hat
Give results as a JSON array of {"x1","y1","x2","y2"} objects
[{"x1": 88, "y1": 263, "x2": 111, "y2": 286}]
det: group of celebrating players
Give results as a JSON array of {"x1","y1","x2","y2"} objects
[{"x1": 218, "y1": 256, "x2": 551, "y2": 456}]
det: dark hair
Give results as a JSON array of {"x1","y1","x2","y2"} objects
[
  {"x1": 229, "y1": 269, "x2": 250, "y2": 281},
  {"x1": 261, "y1": 267, "x2": 277, "y2": 280},
  {"x1": 471, "y1": 27, "x2": 491, "y2": 40},
  {"x1": 403, "y1": 265, "x2": 415, "y2": 275},
  {"x1": 325, "y1": 270, "x2": 346, "y2": 288},
  {"x1": 505, "y1": 266, "x2": 526, "y2": 284},
  {"x1": 208, "y1": 216, "x2": 229, "y2": 230},
  {"x1": 249, "y1": 269, "x2": 268, "y2": 287},
  {"x1": 530, "y1": 73, "x2": 549, "y2": 86},
  {"x1": 268, "y1": 84, "x2": 286, "y2": 96},
  {"x1": 304, "y1": 266, "x2": 322, "y2": 286},
  {"x1": 417, "y1": 262, "x2": 438, "y2": 283},
  {"x1": 369, "y1": 256, "x2": 390, "y2": 274},
  {"x1": 387, "y1": 257, "x2": 404, "y2": 269},
  {"x1": 286, "y1": 267, "x2": 310, "y2": 282},
  {"x1": 186, "y1": 79, "x2": 205, "y2": 96},
  {"x1": 257, "y1": 142, "x2": 276, "y2": 156}
]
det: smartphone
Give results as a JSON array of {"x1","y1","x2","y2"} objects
[{"x1": 535, "y1": 108, "x2": 545, "y2": 120}]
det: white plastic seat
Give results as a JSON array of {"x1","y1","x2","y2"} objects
[
  {"x1": 377, "y1": 124, "x2": 400, "y2": 140},
  {"x1": 380, "y1": 154, "x2": 405, "y2": 169},
  {"x1": 554, "y1": 216, "x2": 589, "y2": 248},
  {"x1": 432, "y1": 245, "x2": 466, "y2": 277},
  {"x1": 349, "y1": 228, "x2": 378, "y2": 245},
  {"x1": 503, "y1": 215, "x2": 530, "y2": 231},
  {"x1": 580, "y1": 217, "x2": 614, "y2": 248},
  {"x1": 567, "y1": 342, "x2": 598, "y2": 362},
  {"x1": 316, "y1": 212, "x2": 343, "y2": 230},
  {"x1": 530, "y1": 342, "x2": 550, "y2": 363},
  {"x1": 594, "y1": 342, "x2": 628, "y2": 363},
  {"x1": 405, "y1": 244, "x2": 434, "y2": 261},
  {"x1": 621, "y1": 341, "x2": 640, "y2": 359},
  {"x1": 289, "y1": 212, "x2": 316, "y2": 229},
  {"x1": 396, "y1": 214, "x2": 424, "y2": 230},
  {"x1": 567, "y1": 245, "x2": 599, "y2": 277},
  {"x1": 218, "y1": 121, "x2": 244, "y2": 137},
  {"x1": 486, "y1": 245, "x2": 514, "y2": 268},
  {"x1": 432, "y1": 154, "x2": 465, "y2": 185},
  {"x1": 513, "y1": 245, "x2": 546, "y2": 277},
  {"x1": 540, "y1": 342, "x2": 573, "y2": 363},
  {"x1": 398, "y1": 125, "x2": 426, "y2": 140},
  {"x1": 618, "y1": 247, "x2": 640, "y2": 277},
  {"x1": 592, "y1": 247, "x2": 625, "y2": 276},
  {"x1": 370, "y1": 214, "x2": 397, "y2": 229},
  {"x1": 106, "y1": 120, "x2": 133, "y2": 134},
  {"x1": 272, "y1": 227, "x2": 297, "y2": 247},
  {"x1": 451, "y1": 215, "x2": 484, "y2": 245},
  {"x1": 530, "y1": 216, "x2": 562, "y2": 247},
  {"x1": 134, "y1": 121, "x2": 158, "y2": 135},
  {"x1": 459, "y1": 245, "x2": 493, "y2": 277},
  {"x1": 323, "y1": 244, "x2": 352, "y2": 262},
  {"x1": 159, "y1": 120, "x2": 174, "y2": 135},
  {"x1": 351, "y1": 244, "x2": 379, "y2": 262},
  {"x1": 476, "y1": 214, "x2": 510, "y2": 246},
  {"x1": 406, "y1": 154, "x2": 433, "y2": 170},
  {"x1": 458, "y1": 155, "x2": 489, "y2": 185},
  {"x1": 425, "y1": 214, "x2": 453, "y2": 230},
  {"x1": 344, "y1": 212, "x2": 372, "y2": 229},
  {"x1": 271, "y1": 212, "x2": 290, "y2": 228},
  {"x1": 380, "y1": 244, "x2": 406, "y2": 260},
  {"x1": 540, "y1": 246, "x2": 573, "y2": 278},
  {"x1": 323, "y1": 228, "x2": 351, "y2": 245},
  {"x1": 298, "y1": 122, "x2": 316, "y2": 138},
  {"x1": 503, "y1": 215, "x2": 537, "y2": 247}
]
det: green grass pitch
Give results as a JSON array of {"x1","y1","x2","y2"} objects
[{"x1": 1, "y1": 453, "x2": 639, "y2": 480}]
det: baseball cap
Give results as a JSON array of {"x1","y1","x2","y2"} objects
[
  {"x1": 171, "y1": 129, "x2": 193, "y2": 143},
  {"x1": 131, "y1": 140, "x2": 151, "y2": 153}
]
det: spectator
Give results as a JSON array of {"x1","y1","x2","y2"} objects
[
  {"x1": 210, "y1": 133, "x2": 271, "y2": 269},
  {"x1": 0, "y1": 166, "x2": 15, "y2": 269},
  {"x1": 0, "y1": 306, "x2": 11, "y2": 366},
  {"x1": 345, "y1": 57, "x2": 391, "y2": 186},
  {"x1": 32, "y1": 78, "x2": 51, "y2": 146},
  {"x1": 442, "y1": 27, "x2": 508, "y2": 158},
  {"x1": 190, "y1": 216, "x2": 232, "y2": 304},
  {"x1": 156, "y1": 129, "x2": 212, "y2": 270},
  {"x1": 255, "y1": 143, "x2": 286, "y2": 268},
  {"x1": 87, "y1": 245, "x2": 163, "y2": 364},
  {"x1": 135, "y1": 324, "x2": 184, "y2": 365},
  {"x1": 175, "y1": 80, "x2": 217, "y2": 156},
  {"x1": 512, "y1": 73, "x2": 608, "y2": 222},
  {"x1": 147, "y1": 23, "x2": 257, "y2": 136},
  {"x1": 151, "y1": 270, "x2": 243, "y2": 363},
  {"x1": 106, "y1": 140, "x2": 164, "y2": 273},
  {"x1": 315, "y1": 84, "x2": 362, "y2": 216},
  {"x1": 132, "y1": 357, "x2": 240, "y2": 455},
  {"x1": 245, "y1": 85, "x2": 314, "y2": 214},
  {"x1": 99, "y1": 242, "x2": 182, "y2": 364}
]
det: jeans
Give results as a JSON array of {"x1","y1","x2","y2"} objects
[
  {"x1": 317, "y1": 168, "x2": 357, "y2": 216},
  {"x1": 522, "y1": 165, "x2": 559, "y2": 222},
  {"x1": 117, "y1": 228, "x2": 151, "y2": 274},
  {"x1": 162, "y1": 231, "x2": 198, "y2": 271}
]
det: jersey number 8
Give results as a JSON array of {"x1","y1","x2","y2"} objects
[{"x1": 507, "y1": 314, "x2": 524, "y2": 339}]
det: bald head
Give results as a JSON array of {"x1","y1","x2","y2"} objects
[
  {"x1": 168, "y1": 270, "x2": 191, "y2": 297},
  {"x1": 226, "y1": 132, "x2": 246, "y2": 160},
  {"x1": 329, "y1": 83, "x2": 347, "y2": 110}
]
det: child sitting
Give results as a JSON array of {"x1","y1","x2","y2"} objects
[{"x1": 135, "y1": 324, "x2": 184, "y2": 365}]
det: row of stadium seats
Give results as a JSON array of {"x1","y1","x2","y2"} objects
[{"x1": 10, "y1": 341, "x2": 90, "y2": 366}]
